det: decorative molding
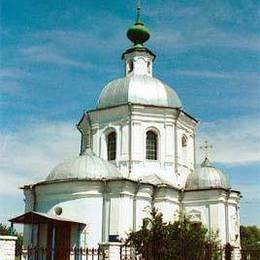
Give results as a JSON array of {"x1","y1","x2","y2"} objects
[{"x1": 24, "y1": 188, "x2": 34, "y2": 212}]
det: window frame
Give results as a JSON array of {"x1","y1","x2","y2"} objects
[
  {"x1": 182, "y1": 134, "x2": 188, "y2": 147},
  {"x1": 107, "y1": 131, "x2": 117, "y2": 161},
  {"x1": 128, "y1": 60, "x2": 134, "y2": 73},
  {"x1": 146, "y1": 130, "x2": 158, "y2": 161}
]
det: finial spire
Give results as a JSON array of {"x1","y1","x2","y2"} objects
[
  {"x1": 136, "y1": 0, "x2": 141, "y2": 23},
  {"x1": 126, "y1": 0, "x2": 150, "y2": 47},
  {"x1": 200, "y1": 140, "x2": 213, "y2": 159}
]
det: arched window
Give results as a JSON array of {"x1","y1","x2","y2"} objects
[
  {"x1": 147, "y1": 61, "x2": 151, "y2": 73},
  {"x1": 128, "y1": 60, "x2": 133, "y2": 73},
  {"x1": 107, "y1": 132, "x2": 116, "y2": 161},
  {"x1": 182, "y1": 134, "x2": 188, "y2": 163},
  {"x1": 146, "y1": 131, "x2": 158, "y2": 160}
]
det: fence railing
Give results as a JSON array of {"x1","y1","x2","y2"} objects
[
  {"x1": 15, "y1": 245, "x2": 260, "y2": 260},
  {"x1": 119, "y1": 245, "x2": 260, "y2": 260},
  {"x1": 120, "y1": 245, "x2": 136, "y2": 260},
  {"x1": 17, "y1": 246, "x2": 105, "y2": 260}
]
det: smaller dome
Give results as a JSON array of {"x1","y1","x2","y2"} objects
[
  {"x1": 186, "y1": 158, "x2": 230, "y2": 190},
  {"x1": 127, "y1": 21, "x2": 150, "y2": 46},
  {"x1": 46, "y1": 149, "x2": 122, "y2": 181},
  {"x1": 126, "y1": 5, "x2": 150, "y2": 46}
]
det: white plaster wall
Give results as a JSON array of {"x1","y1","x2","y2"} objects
[
  {"x1": 176, "y1": 125, "x2": 194, "y2": 188},
  {"x1": 0, "y1": 236, "x2": 17, "y2": 260},
  {"x1": 135, "y1": 198, "x2": 152, "y2": 229},
  {"x1": 154, "y1": 200, "x2": 180, "y2": 223},
  {"x1": 154, "y1": 188, "x2": 180, "y2": 222},
  {"x1": 124, "y1": 51, "x2": 154, "y2": 77},
  {"x1": 23, "y1": 188, "x2": 34, "y2": 247},
  {"x1": 23, "y1": 181, "x2": 240, "y2": 251},
  {"x1": 79, "y1": 105, "x2": 197, "y2": 188},
  {"x1": 164, "y1": 123, "x2": 175, "y2": 163},
  {"x1": 135, "y1": 185, "x2": 153, "y2": 229},
  {"x1": 182, "y1": 190, "x2": 236, "y2": 246},
  {"x1": 118, "y1": 195, "x2": 133, "y2": 239},
  {"x1": 35, "y1": 182, "x2": 104, "y2": 247},
  {"x1": 228, "y1": 203, "x2": 240, "y2": 246},
  {"x1": 110, "y1": 196, "x2": 120, "y2": 236},
  {"x1": 209, "y1": 202, "x2": 226, "y2": 244}
]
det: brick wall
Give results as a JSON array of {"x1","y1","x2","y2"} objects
[{"x1": 0, "y1": 235, "x2": 17, "y2": 260}]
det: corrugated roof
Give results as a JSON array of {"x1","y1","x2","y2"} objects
[
  {"x1": 9, "y1": 211, "x2": 86, "y2": 225},
  {"x1": 46, "y1": 149, "x2": 123, "y2": 181},
  {"x1": 186, "y1": 158, "x2": 230, "y2": 190},
  {"x1": 97, "y1": 75, "x2": 182, "y2": 109}
]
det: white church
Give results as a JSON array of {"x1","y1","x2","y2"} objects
[{"x1": 10, "y1": 4, "x2": 241, "y2": 259}]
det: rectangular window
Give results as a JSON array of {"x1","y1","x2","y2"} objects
[
  {"x1": 146, "y1": 131, "x2": 157, "y2": 160},
  {"x1": 107, "y1": 132, "x2": 116, "y2": 161}
]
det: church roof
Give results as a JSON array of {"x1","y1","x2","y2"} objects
[
  {"x1": 139, "y1": 174, "x2": 175, "y2": 187},
  {"x1": 97, "y1": 75, "x2": 182, "y2": 109},
  {"x1": 185, "y1": 157, "x2": 230, "y2": 190},
  {"x1": 46, "y1": 149, "x2": 122, "y2": 181}
]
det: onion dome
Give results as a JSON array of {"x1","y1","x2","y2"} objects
[
  {"x1": 46, "y1": 149, "x2": 122, "y2": 181},
  {"x1": 185, "y1": 157, "x2": 230, "y2": 190},
  {"x1": 127, "y1": 4, "x2": 150, "y2": 47},
  {"x1": 97, "y1": 75, "x2": 182, "y2": 109}
]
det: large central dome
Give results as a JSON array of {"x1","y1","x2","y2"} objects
[{"x1": 97, "y1": 75, "x2": 182, "y2": 109}]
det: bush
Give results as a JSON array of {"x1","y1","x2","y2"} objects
[
  {"x1": 240, "y1": 225, "x2": 260, "y2": 250},
  {"x1": 126, "y1": 208, "x2": 221, "y2": 260}
]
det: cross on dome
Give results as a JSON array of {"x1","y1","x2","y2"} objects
[
  {"x1": 200, "y1": 140, "x2": 213, "y2": 159},
  {"x1": 136, "y1": 0, "x2": 141, "y2": 23},
  {"x1": 199, "y1": 140, "x2": 213, "y2": 167}
]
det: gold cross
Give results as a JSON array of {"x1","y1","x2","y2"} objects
[{"x1": 200, "y1": 140, "x2": 213, "y2": 158}]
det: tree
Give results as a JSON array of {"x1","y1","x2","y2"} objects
[
  {"x1": 240, "y1": 225, "x2": 260, "y2": 250},
  {"x1": 0, "y1": 223, "x2": 13, "y2": 235},
  {"x1": 126, "y1": 208, "x2": 221, "y2": 260},
  {"x1": 0, "y1": 223, "x2": 23, "y2": 256}
]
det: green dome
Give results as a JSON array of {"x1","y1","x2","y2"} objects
[
  {"x1": 127, "y1": 21, "x2": 150, "y2": 46},
  {"x1": 126, "y1": 4, "x2": 150, "y2": 46}
]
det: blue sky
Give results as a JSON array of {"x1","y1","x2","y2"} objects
[{"x1": 0, "y1": 0, "x2": 259, "y2": 227}]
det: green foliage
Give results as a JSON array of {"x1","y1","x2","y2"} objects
[
  {"x1": 0, "y1": 223, "x2": 12, "y2": 235},
  {"x1": 126, "y1": 208, "x2": 222, "y2": 260},
  {"x1": 240, "y1": 225, "x2": 260, "y2": 250},
  {"x1": 0, "y1": 223, "x2": 23, "y2": 256}
]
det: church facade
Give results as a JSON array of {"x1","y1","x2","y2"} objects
[{"x1": 11, "y1": 5, "x2": 241, "y2": 259}]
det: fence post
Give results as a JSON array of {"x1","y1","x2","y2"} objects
[{"x1": 99, "y1": 242, "x2": 121, "y2": 260}]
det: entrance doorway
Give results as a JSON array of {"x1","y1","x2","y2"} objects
[{"x1": 47, "y1": 223, "x2": 71, "y2": 260}]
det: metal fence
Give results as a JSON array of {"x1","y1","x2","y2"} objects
[
  {"x1": 16, "y1": 246, "x2": 105, "y2": 260},
  {"x1": 15, "y1": 245, "x2": 260, "y2": 260},
  {"x1": 119, "y1": 245, "x2": 260, "y2": 260},
  {"x1": 120, "y1": 245, "x2": 136, "y2": 260}
]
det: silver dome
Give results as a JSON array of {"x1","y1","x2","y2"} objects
[
  {"x1": 46, "y1": 149, "x2": 122, "y2": 181},
  {"x1": 186, "y1": 158, "x2": 230, "y2": 190},
  {"x1": 97, "y1": 75, "x2": 182, "y2": 109}
]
